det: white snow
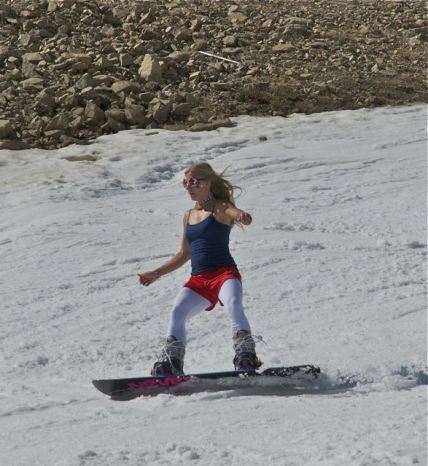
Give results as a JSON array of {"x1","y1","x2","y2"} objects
[{"x1": 0, "y1": 104, "x2": 426, "y2": 466}]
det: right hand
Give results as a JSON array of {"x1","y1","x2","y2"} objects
[{"x1": 138, "y1": 271, "x2": 160, "y2": 286}]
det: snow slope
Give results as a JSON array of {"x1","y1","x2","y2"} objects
[{"x1": 0, "y1": 104, "x2": 426, "y2": 466}]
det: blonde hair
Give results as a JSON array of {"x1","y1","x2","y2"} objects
[{"x1": 185, "y1": 162, "x2": 241, "y2": 210}]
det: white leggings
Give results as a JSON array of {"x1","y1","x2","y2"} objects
[{"x1": 167, "y1": 279, "x2": 251, "y2": 343}]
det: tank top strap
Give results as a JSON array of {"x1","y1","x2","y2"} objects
[{"x1": 184, "y1": 209, "x2": 192, "y2": 225}]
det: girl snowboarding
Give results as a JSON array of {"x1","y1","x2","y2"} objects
[{"x1": 138, "y1": 162, "x2": 261, "y2": 375}]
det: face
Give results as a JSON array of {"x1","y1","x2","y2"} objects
[{"x1": 182, "y1": 172, "x2": 211, "y2": 201}]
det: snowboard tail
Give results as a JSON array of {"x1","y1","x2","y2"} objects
[{"x1": 92, "y1": 365, "x2": 321, "y2": 400}]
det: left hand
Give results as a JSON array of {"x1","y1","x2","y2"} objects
[{"x1": 236, "y1": 211, "x2": 252, "y2": 225}]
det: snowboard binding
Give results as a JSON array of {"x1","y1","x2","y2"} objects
[
  {"x1": 151, "y1": 336, "x2": 185, "y2": 376},
  {"x1": 233, "y1": 330, "x2": 263, "y2": 371}
]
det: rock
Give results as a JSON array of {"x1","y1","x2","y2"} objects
[
  {"x1": 46, "y1": 1, "x2": 57, "y2": 12},
  {"x1": 0, "y1": 120, "x2": 14, "y2": 139},
  {"x1": 140, "y1": 92, "x2": 156, "y2": 104},
  {"x1": 112, "y1": 7, "x2": 130, "y2": 19},
  {"x1": 111, "y1": 80, "x2": 140, "y2": 95},
  {"x1": 132, "y1": 43, "x2": 146, "y2": 54},
  {"x1": 175, "y1": 29, "x2": 193, "y2": 42},
  {"x1": 21, "y1": 52, "x2": 44, "y2": 77},
  {"x1": 45, "y1": 129, "x2": 65, "y2": 139},
  {"x1": 140, "y1": 10, "x2": 155, "y2": 24},
  {"x1": 282, "y1": 17, "x2": 312, "y2": 38},
  {"x1": 223, "y1": 35, "x2": 238, "y2": 47},
  {"x1": 92, "y1": 75, "x2": 115, "y2": 87},
  {"x1": 0, "y1": 46, "x2": 15, "y2": 61},
  {"x1": 138, "y1": 54, "x2": 162, "y2": 83},
  {"x1": 246, "y1": 67, "x2": 259, "y2": 76},
  {"x1": 189, "y1": 118, "x2": 234, "y2": 132},
  {"x1": 211, "y1": 82, "x2": 233, "y2": 91},
  {"x1": 228, "y1": 12, "x2": 248, "y2": 23},
  {"x1": 190, "y1": 18, "x2": 202, "y2": 31},
  {"x1": 21, "y1": 77, "x2": 45, "y2": 89},
  {"x1": 0, "y1": 139, "x2": 28, "y2": 150},
  {"x1": 75, "y1": 75, "x2": 97, "y2": 90},
  {"x1": 140, "y1": 27, "x2": 161, "y2": 41},
  {"x1": 22, "y1": 52, "x2": 43, "y2": 64},
  {"x1": 80, "y1": 87, "x2": 101, "y2": 102},
  {"x1": 172, "y1": 102, "x2": 192, "y2": 119},
  {"x1": 69, "y1": 115, "x2": 84, "y2": 133},
  {"x1": 262, "y1": 19, "x2": 274, "y2": 28},
  {"x1": 119, "y1": 53, "x2": 134, "y2": 67},
  {"x1": 64, "y1": 155, "x2": 98, "y2": 162},
  {"x1": 0, "y1": 0, "x2": 424, "y2": 149},
  {"x1": 45, "y1": 112, "x2": 70, "y2": 131},
  {"x1": 84, "y1": 101, "x2": 106, "y2": 126},
  {"x1": 94, "y1": 56, "x2": 114, "y2": 69},
  {"x1": 125, "y1": 104, "x2": 150, "y2": 128},
  {"x1": 283, "y1": 24, "x2": 312, "y2": 39},
  {"x1": 101, "y1": 24, "x2": 115, "y2": 38},
  {"x1": 272, "y1": 43, "x2": 294, "y2": 53},
  {"x1": 35, "y1": 98, "x2": 56, "y2": 117},
  {"x1": 124, "y1": 104, "x2": 149, "y2": 126},
  {"x1": 151, "y1": 101, "x2": 171, "y2": 124},
  {"x1": 168, "y1": 51, "x2": 190, "y2": 63},
  {"x1": 106, "y1": 108, "x2": 127, "y2": 123},
  {"x1": 58, "y1": 93, "x2": 80, "y2": 110},
  {"x1": 192, "y1": 39, "x2": 208, "y2": 51},
  {"x1": 107, "y1": 117, "x2": 127, "y2": 132},
  {"x1": 67, "y1": 53, "x2": 92, "y2": 72}
]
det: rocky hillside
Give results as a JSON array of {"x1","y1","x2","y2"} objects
[{"x1": 0, "y1": 0, "x2": 426, "y2": 149}]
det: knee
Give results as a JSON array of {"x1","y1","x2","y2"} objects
[
  {"x1": 223, "y1": 295, "x2": 243, "y2": 313},
  {"x1": 171, "y1": 304, "x2": 187, "y2": 321}
]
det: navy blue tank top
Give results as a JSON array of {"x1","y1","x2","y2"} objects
[{"x1": 186, "y1": 214, "x2": 236, "y2": 275}]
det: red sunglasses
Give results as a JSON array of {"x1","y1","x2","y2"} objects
[{"x1": 182, "y1": 177, "x2": 206, "y2": 189}]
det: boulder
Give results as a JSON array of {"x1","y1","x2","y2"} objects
[
  {"x1": 21, "y1": 78, "x2": 45, "y2": 89},
  {"x1": 22, "y1": 52, "x2": 43, "y2": 64},
  {"x1": 150, "y1": 101, "x2": 171, "y2": 124},
  {"x1": 189, "y1": 118, "x2": 234, "y2": 132},
  {"x1": 0, "y1": 140, "x2": 28, "y2": 150},
  {"x1": 138, "y1": 54, "x2": 162, "y2": 83},
  {"x1": 124, "y1": 104, "x2": 149, "y2": 125},
  {"x1": 172, "y1": 102, "x2": 192, "y2": 119},
  {"x1": 75, "y1": 75, "x2": 97, "y2": 90},
  {"x1": 168, "y1": 51, "x2": 191, "y2": 63},
  {"x1": 0, "y1": 120, "x2": 14, "y2": 139},
  {"x1": 111, "y1": 80, "x2": 141, "y2": 95},
  {"x1": 45, "y1": 112, "x2": 70, "y2": 131},
  {"x1": 84, "y1": 101, "x2": 106, "y2": 126},
  {"x1": 119, "y1": 53, "x2": 134, "y2": 67},
  {"x1": 35, "y1": 90, "x2": 57, "y2": 116}
]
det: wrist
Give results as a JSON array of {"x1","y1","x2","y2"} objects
[{"x1": 154, "y1": 269, "x2": 162, "y2": 279}]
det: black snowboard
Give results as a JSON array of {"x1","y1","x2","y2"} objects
[{"x1": 93, "y1": 365, "x2": 321, "y2": 400}]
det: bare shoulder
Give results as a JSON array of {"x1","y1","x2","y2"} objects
[{"x1": 183, "y1": 209, "x2": 192, "y2": 225}]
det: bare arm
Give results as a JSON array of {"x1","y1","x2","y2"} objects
[
  {"x1": 224, "y1": 203, "x2": 253, "y2": 226},
  {"x1": 138, "y1": 212, "x2": 191, "y2": 286}
]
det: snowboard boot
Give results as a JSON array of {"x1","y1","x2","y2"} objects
[
  {"x1": 233, "y1": 330, "x2": 262, "y2": 372},
  {"x1": 151, "y1": 336, "x2": 185, "y2": 376}
]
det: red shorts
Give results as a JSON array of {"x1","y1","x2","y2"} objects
[{"x1": 184, "y1": 266, "x2": 242, "y2": 311}]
